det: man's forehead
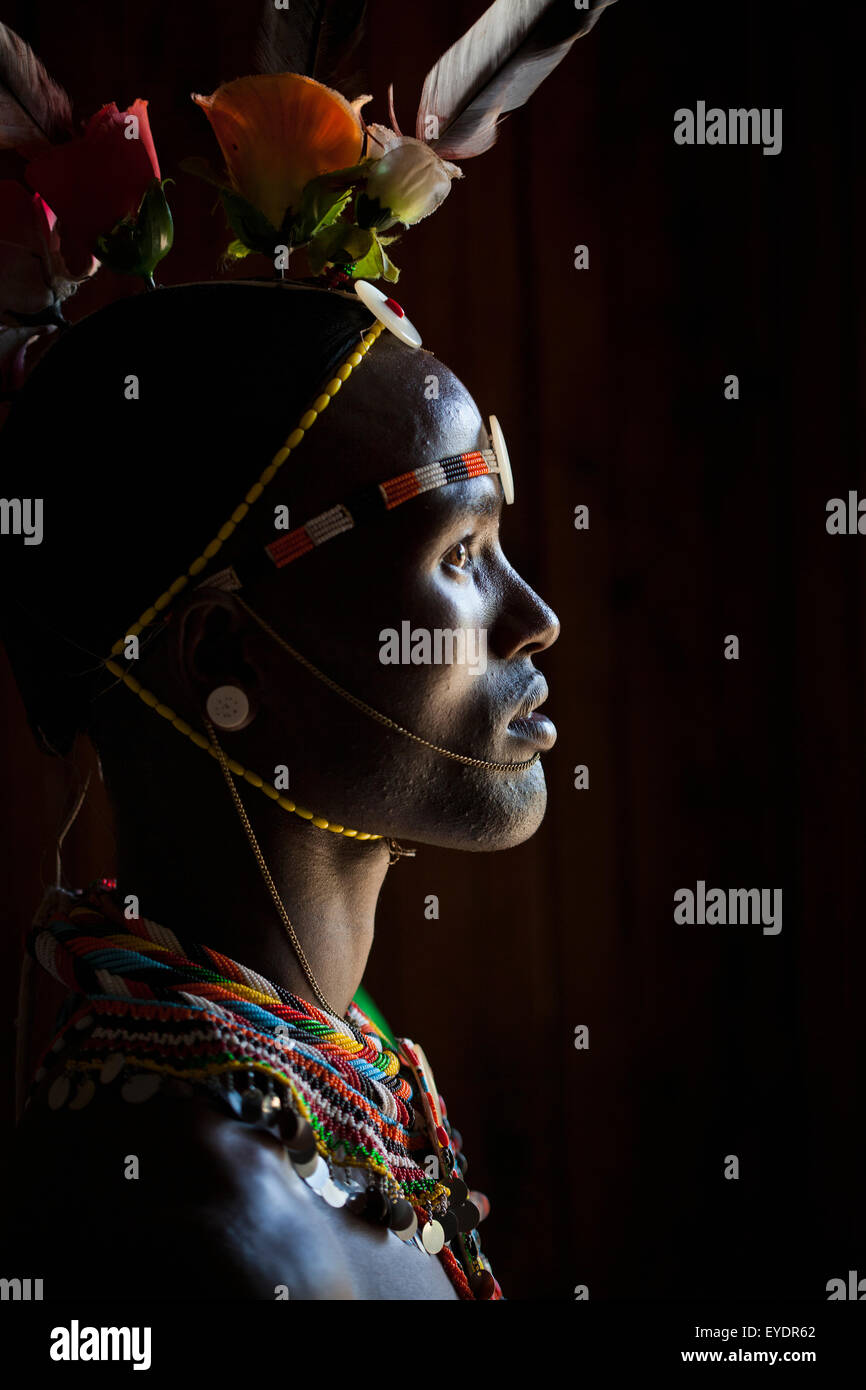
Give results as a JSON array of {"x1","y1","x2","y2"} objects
[{"x1": 275, "y1": 340, "x2": 490, "y2": 513}]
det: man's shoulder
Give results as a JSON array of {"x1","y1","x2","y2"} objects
[{"x1": 6, "y1": 1075, "x2": 353, "y2": 1299}]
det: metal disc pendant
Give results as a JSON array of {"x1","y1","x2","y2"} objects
[
  {"x1": 422, "y1": 1219, "x2": 445, "y2": 1254},
  {"x1": 321, "y1": 1179, "x2": 348, "y2": 1208},
  {"x1": 69, "y1": 1079, "x2": 96, "y2": 1111},
  {"x1": 446, "y1": 1175, "x2": 468, "y2": 1203},
  {"x1": 299, "y1": 1154, "x2": 328, "y2": 1189},
  {"x1": 121, "y1": 1073, "x2": 162, "y2": 1104},
  {"x1": 393, "y1": 1209, "x2": 418, "y2": 1242},
  {"x1": 48, "y1": 1075, "x2": 70, "y2": 1110}
]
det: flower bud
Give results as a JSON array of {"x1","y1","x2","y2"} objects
[{"x1": 365, "y1": 138, "x2": 461, "y2": 228}]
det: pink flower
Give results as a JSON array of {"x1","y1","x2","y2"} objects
[{"x1": 24, "y1": 100, "x2": 160, "y2": 275}]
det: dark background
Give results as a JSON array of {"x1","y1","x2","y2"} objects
[{"x1": 1, "y1": 0, "x2": 864, "y2": 1301}]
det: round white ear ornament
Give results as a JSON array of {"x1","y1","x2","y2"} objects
[
  {"x1": 354, "y1": 280, "x2": 422, "y2": 348},
  {"x1": 205, "y1": 685, "x2": 251, "y2": 730},
  {"x1": 489, "y1": 415, "x2": 514, "y2": 505}
]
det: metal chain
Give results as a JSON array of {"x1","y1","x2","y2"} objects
[
  {"x1": 235, "y1": 596, "x2": 541, "y2": 773},
  {"x1": 202, "y1": 712, "x2": 346, "y2": 1021}
]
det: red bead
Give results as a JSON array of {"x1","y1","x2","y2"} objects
[
  {"x1": 438, "y1": 1093, "x2": 447, "y2": 1117},
  {"x1": 384, "y1": 297, "x2": 405, "y2": 318},
  {"x1": 435, "y1": 1124, "x2": 450, "y2": 1148}
]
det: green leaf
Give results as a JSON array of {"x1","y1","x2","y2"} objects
[
  {"x1": 225, "y1": 239, "x2": 253, "y2": 261},
  {"x1": 95, "y1": 177, "x2": 174, "y2": 283},
  {"x1": 349, "y1": 231, "x2": 384, "y2": 279},
  {"x1": 219, "y1": 189, "x2": 283, "y2": 257},
  {"x1": 291, "y1": 181, "x2": 353, "y2": 244}
]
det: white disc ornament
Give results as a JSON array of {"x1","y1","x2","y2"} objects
[
  {"x1": 354, "y1": 280, "x2": 422, "y2": 348},
  {"x1": 489, "y1": 415, "x2": 514, "y2": 505},
  {"x1": 421, "y1": 1219, "x2": 445, "y2": 1254},
  {"x1": 206, "y1": 685, "x2": 250, "y2": 730}
]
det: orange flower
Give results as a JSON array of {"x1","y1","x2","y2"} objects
[{"x1": 192, "y1": 74, "x2": 366, "y2": 231}]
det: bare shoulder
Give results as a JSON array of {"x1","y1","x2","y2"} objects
[{"x1": 4, "y1": 1076, "x2": 353, "y2": 1300}]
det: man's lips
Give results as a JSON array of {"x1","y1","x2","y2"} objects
[
  {"x1": 506, "y1": 708, "x2": 557, "y2": 750},
  {"x1": 506, "y1": 679, "x2": 556, "y2": 749}
]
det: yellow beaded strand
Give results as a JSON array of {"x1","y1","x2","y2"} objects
[{"x1": 102, "y1": 322, "x2": 387, "y2": 842}]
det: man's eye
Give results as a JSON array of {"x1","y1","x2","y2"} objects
[{"x1": 443, "y1": 540, "x2": 470, "y2": 569}]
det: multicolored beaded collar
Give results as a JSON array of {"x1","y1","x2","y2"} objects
[{"x1": 25, "y1": 880, "x2": 502, "y2": 1301}]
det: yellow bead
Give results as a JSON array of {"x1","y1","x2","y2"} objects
[
  {"x1": 227, "y1": 758, "x2": 244, "y2": 775},
  {"x1": 260, "y1": 463, "x2": 277, "y2": 485},
  {"x1": 231, "y1": 504, "x2": 249, "y2": 524},
  {"x1": 245, "y1": 482, "x2": 264, "y2": 504},
  {"x1": 312, "y1": 394, "x2": 330, "y2": 413},
  {"x1": 286, "y1": 428, "x2": 305, "y2": 449},
  {"x1": 203, "y1": 539, "x2": 222, "y2": 559},
  {"x1": 189, "y1": 556, "x2": 207, "y2": 575},
  {"x1": 153, "y1": 592, "x2": 171, "y2": 611},
  {"x1": 299, "y1": 410, "x2": 318, "y2": 430},
  {"x1": 217, "y1": 522, "x2": 235, "y2": 542},
  {"x1": 140, "y1": 607, "x2": 157, "y2": 625},
  {"x1": 343, "y1": 829, "x2": 358, "y2": 837},
  {"x1": 277, "y1": 796, "x2": 297, "y2": 813},
  {"x1": 295, "y1": 806, "x2": 314, "y2": 820},
  {"x1": 155, "y1": 703, "x2": 176, "y2": 720},
  {"x1": 139, "y1": 689, "x2": 158, "y2": 708},
  {"x1": 271, "y1": 447, "x2": 290, "y2": 467},
  {"x1": 326, "y1": 379, "x2": 342, "y2": 396},
  {"x1": 260, "y1": 784, "x2": 279, "y2": 801},
  {"x1": 172, "y1": 717, "x2": 191, "y2": 736},
  {"x1": 124, "y1": 675, "x2": 142, "y2": 693},
  {"x1": 348, "y1": 352, "x2": 363, "y2": 367},
  {"x1": 327, "y1": 824, "x2": 344, "y2": 834},
  {"x1": 311, "y1": 816, "x2": 329, "y2": 829},
  {"x1": 244, "y1": 770, "x2": 263, "y2": 788},
  {"x1": 110, "y1": 640, "x2": 125, "y2": 657},
  {"x1": 189, "y1": 731, "x2": 209, "y2": 749},
  {"x1": 169, "y1": 576, "x2": 188, "y2": 595}
]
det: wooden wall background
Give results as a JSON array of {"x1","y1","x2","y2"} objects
[{"x1": 1, "y1": 0, "x2": 864, "y2": 1300}]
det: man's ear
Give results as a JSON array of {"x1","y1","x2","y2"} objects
[{"x1": 172, "y1": 588, "x2": 262, "y2": 713}]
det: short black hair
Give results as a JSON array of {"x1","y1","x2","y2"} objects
[{"x1": 0, "y1": 279, "x2": 375, "y2": 756}]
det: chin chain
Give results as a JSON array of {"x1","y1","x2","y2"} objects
[{"x1": 386, "y1": 839, "x2": 417, "y2": 866}]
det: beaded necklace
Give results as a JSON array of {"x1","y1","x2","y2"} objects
[{"x1": 24, "y1": 879, "x2": 502, "y2": 1301}]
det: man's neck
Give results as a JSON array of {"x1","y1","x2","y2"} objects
[{"x1": 112, "y1": 796, "x2": 393, "y2": 1017}]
